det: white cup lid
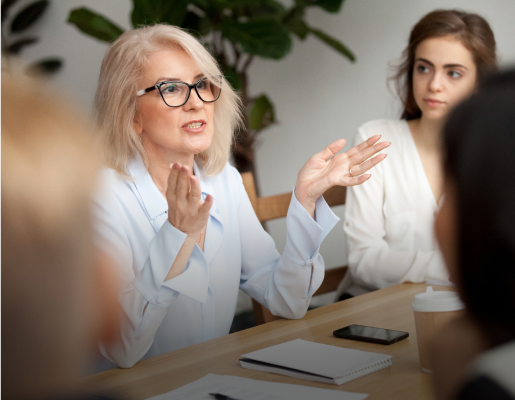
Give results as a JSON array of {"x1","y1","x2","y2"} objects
[{"x1": 411, "y1": 286, "x2": 465, "y2": 312}]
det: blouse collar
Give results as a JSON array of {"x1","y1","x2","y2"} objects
[{"x1": 127, "y1": 155, "x2": 217, "y2": 221}]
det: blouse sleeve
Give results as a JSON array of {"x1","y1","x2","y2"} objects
[
  {"x1": 93, "y1": 172, "x2": 201, "y2": 368},
  {"x1": 234, "y1": 170, "x2": 340, "y2": 319},
  {"x1": 344, "y1": 128, "x2": 448, "y2": 291}
]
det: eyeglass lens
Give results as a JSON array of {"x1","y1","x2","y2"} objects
[{"x1": 159, "y1": 77, "x2": 221, "y2": 107}]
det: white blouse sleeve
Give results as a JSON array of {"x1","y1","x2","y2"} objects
[
  {"x1": 235, "y1": 170, "x2": 340, "y2": 319},
  {"x1": 93, "y1": 181, "x2": 193, "y2": 368},
  {"x1": 344, "y1": 128, "x2": 448, "y2": 290}
]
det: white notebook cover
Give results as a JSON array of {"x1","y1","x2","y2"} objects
[{"x1": 240, "y1": 339, "x2": 392, "y2": 385}]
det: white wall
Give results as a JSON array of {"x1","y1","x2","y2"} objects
[{"x1": 9, "y1": 0, "x2": 515, "y2": 310}]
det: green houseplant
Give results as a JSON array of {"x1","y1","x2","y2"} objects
[
  {"x1": 68, "y1": 0, "x2": 354, "y2": 176},
  {"x1": 2, "y1": 0, "x2": 63, "y2": 75}
]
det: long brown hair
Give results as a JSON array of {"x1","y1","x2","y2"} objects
[{"x1": 394, "y1": 9, "x2": 497, "y2": 120}]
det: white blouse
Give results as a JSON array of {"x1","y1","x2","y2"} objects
[
  {"x1": 93, "y1": 156, "x2": 339, "y2": 370},
  {"x1": 343, "y1": 119, "x2": 449, "y2": 295}
]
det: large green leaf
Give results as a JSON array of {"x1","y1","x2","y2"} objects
[
  {"x1": 26, "y1": 58, "x2": 62, "y2": 75},
  {"x1": 223, "y1": 67, "x2": 242, "y2": 92},
  {"x1": 6, "y1": 37, "x2": 37, "y2": 54},
  {"x1": 283, "y1": 6, "x2": 308, "y2": 39},
  {"x1": 309, "y1": 27, "x2": 355, "y2": 61},
  {"x1": 249, "y1": 94, "x2": 275, "y2": 131},
  {"x1": 312, "y1": 0, "x2": 344, "y2": 13},
  {"x1": 182, "y1": 11, "x2": 212, "y2": 37},
  {"x1": 221, "y1": 19, "x2": 291, "y2": 60},
  {"x1": 68, "y1": 8, "x2": 124, "y2": 43},
  {"x1": 248, "y1": 0, "x2": 286, "y2": 19},
  {"x1": 131, "y1": 0, "x2": 187, "y2": 27},
  {"x1": 10, "y1": 0, "x2": 47, "y2": 33}
]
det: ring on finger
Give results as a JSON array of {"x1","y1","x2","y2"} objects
[{"x1": 349, "y1": 166, "x2": 354, "y2": 177}]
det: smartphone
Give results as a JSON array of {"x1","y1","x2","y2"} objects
[{"x1": 333, "y1": 324, "x2": 409, "y2": 345}]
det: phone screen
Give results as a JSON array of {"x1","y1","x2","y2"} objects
[{"x1": 333, "y1": 324, "x2": 409, "y2": 344}]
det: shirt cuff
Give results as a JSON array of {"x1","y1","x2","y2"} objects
[
  {"x1": 283, "y1": 188, "x2": 340, "y2": 264},
  {"x1": 133, "y1": 220, "x2": 187, "y2": 302},
  {"x1": 160, "y1": 245, "x2": 209, "y2": 304}
]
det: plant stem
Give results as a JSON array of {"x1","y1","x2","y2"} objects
[{"x1": 240, "y1": 54, "x2": 254, "y2": 74}]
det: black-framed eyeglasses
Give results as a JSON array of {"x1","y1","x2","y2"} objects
[{"x1": 136, "y1": 76, "x2": 222, "y2": 107}]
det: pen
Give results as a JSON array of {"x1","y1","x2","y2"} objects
[{"x1": 209, "y1": 393, "x2": 241, "y2": 400}]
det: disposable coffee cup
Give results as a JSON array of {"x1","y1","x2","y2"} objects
[{"x1": 411, "y1": 286, "x2": 465, "y2": 373}]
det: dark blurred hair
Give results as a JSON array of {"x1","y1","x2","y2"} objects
[
  {"x1": 394, "y1": 9, "x2": 497, "y2": 120},
  {"x1": 442, "y1": 68, "x2": 515, "y2": 347}
]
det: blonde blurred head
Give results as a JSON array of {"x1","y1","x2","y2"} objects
[
  {"x1": 2, "y1": 73, "x2": 116, "y2": 399},
  {"x1": 95, "y1": 24, "x2": 242, "y2": 177}
]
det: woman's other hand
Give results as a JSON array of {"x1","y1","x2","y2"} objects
[
  {"x1": 166, "y1": 163, "x2": 212, "y2": 236},
  {"x1": 295, "y1": 135, "x2": 390, "y2": 217}
]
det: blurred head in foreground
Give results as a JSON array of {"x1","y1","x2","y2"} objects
[
  {"x1": 436, "y1": 68, "x2": 515, "y2": 346},
  {"x1": 2, "y1": 75, "x2": 118, "y2": 399}
]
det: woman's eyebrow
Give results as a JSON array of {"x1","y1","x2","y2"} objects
[
  {"x1": 443, "y1": 63, "x2": 468, "y2": 70},
  {"x1": 154, "y1": 77, "x2": 180, "y2": 84},
  {"x1": 415, "y1": 57, "x2": 468, "y2": 70},
  {"x1": 154, "y1": 73, "x2": 206, "y2": 85}
]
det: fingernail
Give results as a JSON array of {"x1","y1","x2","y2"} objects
[{"x1": 172, "y1": 163, "x2": 180, "y2": 170}]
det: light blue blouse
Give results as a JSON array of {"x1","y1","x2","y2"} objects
[{"x1": 94, "y1": 156, "x2": 339, "y2": 369}]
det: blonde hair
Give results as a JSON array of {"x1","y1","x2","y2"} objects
[
  {"x1": 95, "y1": 24, "x2": 243, "y2": 177},
  {"x1": 2, "y1": 74, "x2": 100, "y2": 398}
]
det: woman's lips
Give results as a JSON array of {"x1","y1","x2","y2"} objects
[
  {"x1": 182, "y1": 120, "x2": 206, "y2": 133},
  {"x1": 424, "y1": 98, "x2": 445, "y2": 107}
]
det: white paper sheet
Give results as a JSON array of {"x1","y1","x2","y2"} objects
[{"x1": 146, "y1": 373, "x2": 368, "y2": 400}]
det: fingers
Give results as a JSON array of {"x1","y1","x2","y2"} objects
[
  {"x1": 166, "y1": 163, "x2": 211, "y2": 235},
  {"x1": 199, "y1": 194, "x2": 213, "y2": 215},
  {"x1": 344, "y1": 135, "x2": 381, "y2": 157},
  {"x1": 317, "y1": 138, "x2": 347, "y2": 161},
  {"x1": 345, "y1": 134, "x2": 389, "y2": 159},
  {"x1": 189, "y1": 175, "x2": 201, "y2": 203},
  {"x1": 343, "y1": 174, "x2": 372, "y2": 187},
  {"x1": 349, "y1": 154, "x2": 387, "y2": 176},
  {"x1": 176, "y1": 166, "x2": 190, "y2": 196},
  {"x1": 347, "y1": 139, "x2": 390, "y2": 167},
  {"x1": 167, "y1": 162, "x2": 181, "y2": 194}
]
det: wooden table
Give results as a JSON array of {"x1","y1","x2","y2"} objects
[{"x1": 83, "y1": 283, "x2": 453, "y2": 399}]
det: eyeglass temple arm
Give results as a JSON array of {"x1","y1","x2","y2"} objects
[{"x1": 136, "y1": 86, "x2": 157, "y2": 96}]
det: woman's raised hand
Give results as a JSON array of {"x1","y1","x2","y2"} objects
[
  {"x1": 166, "y1": 163, "x2": 212, "y2": 236},
  {"x1": 295, "y1": 135, "x2": 390, "y2": 217}
]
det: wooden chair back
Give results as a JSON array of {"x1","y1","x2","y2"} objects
[{"x1": 241, "y1": 172, "x2": 348, "y2": 325}]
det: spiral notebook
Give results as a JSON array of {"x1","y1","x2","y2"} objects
[{"x1": 240, "y1": 339, "x2": 392, "y2": 385}]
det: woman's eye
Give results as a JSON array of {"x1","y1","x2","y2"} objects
[
  {"x1": 197, "y1": 80, "x2": 209, "y2": 90},
  {"x1": 162, "y1": 83, "x2": 183, "y2": 95},
  {"x1": 163, "y1": 84, "x2": 177, "y2": 93},
  {"x1": 417, "y1": 65, "x2": 430, "y2": 73},
  {"x1": 448, "y1": 71, "x2": 462, "y2": 79}
]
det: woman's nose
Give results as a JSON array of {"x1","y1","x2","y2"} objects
[
  {"x1": 429, "y1": 72, "x2": 444, "y2": 92},
  {"x1": 183, "y1": 88, "x2": 203, "y2": 110}
]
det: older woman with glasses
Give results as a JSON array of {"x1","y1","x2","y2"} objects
[{"x1": 94, "y1": 24, "x2": 389, "y2": 370}]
